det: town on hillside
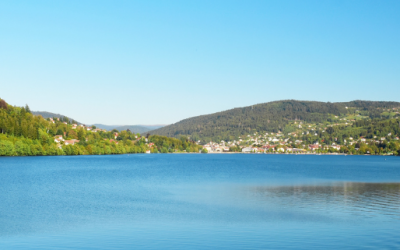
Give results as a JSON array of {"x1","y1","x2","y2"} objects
[
  {"x1": 202, "y1": 130, "x2": 399, "y2": 155},
  {"x1": 201, "y1": 107, "x2": 400, "y2": 155}
]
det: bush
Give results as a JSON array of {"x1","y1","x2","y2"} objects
[{"x1": 0, "y1": 140, "x2": 14, "y2": 156}]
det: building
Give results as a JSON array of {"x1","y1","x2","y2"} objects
[
  {"x1": 242, "y1": 147, "x2": 253, "y2": 153},
  {"x1": 64, "y1": 139, "x2": 80, "y2": 145},
  {"x1": 292, "y1": 148, "x2": 306, "y2": 153},
  {"x1": 308, "y1": 144, "x2": 320, "y2": 151}
]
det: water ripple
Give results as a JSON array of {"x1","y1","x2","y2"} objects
[{"x1": 245, "y1": 182, "x2": 400, "y2": 220}]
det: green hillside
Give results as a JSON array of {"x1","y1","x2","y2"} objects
[
  {"x1": 149, "y1": 100, "x2": 400, "y2": 142},
  {"x1": 0, "y1": 98, "x2": 201, "y2": 156}
]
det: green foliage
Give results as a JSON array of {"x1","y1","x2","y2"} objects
[
  {"x1": 148, "y1": 135, "x2": 202, "y2": 153},
  {"x1": 0, "y1": 140, "x2": 14, "y2": 156},
  {"x1": 229, "y1": 145, "x2": 241, "y2": 152}
]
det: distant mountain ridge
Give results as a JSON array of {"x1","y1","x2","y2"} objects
[
  {"x1": 93, "y1": 124, "x2": 165, "y2": 134},
  {"x1": 32, "y1": 111, "x2": 80, "y2": 124},
  {"x1": 148, "y1": 100, "x2": 400, "y2": 142},
  {"x1": 32, "y1": 111, "x2": 165, "y2": 134}
]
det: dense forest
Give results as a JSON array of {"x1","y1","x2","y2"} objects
[
  {"x1": 149, "y1": 100, "x2": 400, "y2": 142},
  {"x1": 0, "y1": 99, "x2": 202, "y2": 156}
]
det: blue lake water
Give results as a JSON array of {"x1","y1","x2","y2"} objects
[{"x1": 0, "y1": 154, "x2": 399, "y2": 249}]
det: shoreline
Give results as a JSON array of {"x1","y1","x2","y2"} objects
[{"x1": 1, "y1": 152, "x2": 397, "y2": 157}]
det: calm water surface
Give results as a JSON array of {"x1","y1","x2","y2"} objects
[{"x1": 0, "y1": 154, "x2": 399, "y2": 249}]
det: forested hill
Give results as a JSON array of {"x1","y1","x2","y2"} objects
[{"x1": 148, "y1": 100, "x2": 400, "y2": 142}]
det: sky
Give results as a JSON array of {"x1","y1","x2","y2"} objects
[{"x1": 1, "y1": 0, "x2": 399, "y2": 125}]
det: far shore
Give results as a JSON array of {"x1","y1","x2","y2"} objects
[{"x1": 1, "y1": 152, "x2": 397, "y2": 157}]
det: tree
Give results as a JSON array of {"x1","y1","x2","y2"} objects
[
  {"x1": 68, "y1": 130, "x2": 78, "y2": 139},
  {"x1": 38, "y1": 129, "x2": 51, "y2": 145},
  {"x1": 0, "y1": 99, "x2": 7, "y2": 110},
  {"x1": 25, "y1": 104, "x2": 31, "y2": 113},
  {"x1": 56, "y1": 128, "x2": 64, "y2": 136},
  {"x1": 77, "y1": 128, "x2": 86, "y2": 141},
  {"x1": 28, "y1": 125, "x2": 37, "y2": 139}
]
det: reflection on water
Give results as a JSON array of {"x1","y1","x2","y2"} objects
[{"x1": 248, "y1": 182, "x2": 400, "y2": 219}]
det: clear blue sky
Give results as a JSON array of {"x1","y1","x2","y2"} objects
[{"x1": 1, "y1": 0, "x2": 399, "y2": 125}]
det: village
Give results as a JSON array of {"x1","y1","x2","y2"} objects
[{"x1": 202, "y1": 131, "x2": 399, "y2": 154}]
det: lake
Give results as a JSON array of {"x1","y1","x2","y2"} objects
[{"x1": 0, "y1": 154, "x2": 399, "y2": 249}]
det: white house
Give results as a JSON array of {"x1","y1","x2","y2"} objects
[
  {"x1": 242, "y1": 147, "x2": 253, "y2": 153},
  {"x1": 64, "y1": 139, "x2": 80, "y2": 146}
]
